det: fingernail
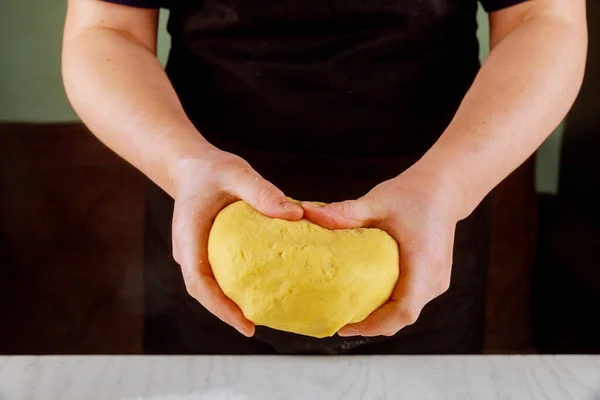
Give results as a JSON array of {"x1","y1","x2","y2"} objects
[
  {"x1": 281, "y1": 200, "x2": 303, "y2": 210},
  {"x1": 280, "y1": 201, "x2": 293, "y2": 210}
]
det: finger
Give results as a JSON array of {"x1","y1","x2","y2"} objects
[
  {"x1": 224, "y1": 168, "x2": 303, "y2": 221},
  {"x1": 172, "y1": 190, "x2": 223, "y2": 268},
  {"x1": 301, "y1": 198, "x2": 380, "y2": 230},
  {"x1": 338, "y1": 243, "x2": 437, "y2": 337},
  {"x1": 172, "y1": 192, "x2": 255, "y2": 337},
  {"x1": 187, "y1": 272, "x2": 256, "y2": 337},
  {"x1": 338, "y1": 277, "x2": 428, "y2": 337}
]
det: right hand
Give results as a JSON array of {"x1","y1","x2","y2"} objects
[{"x1": 170, "y1": 145, "x2": 303, "y2": 337}]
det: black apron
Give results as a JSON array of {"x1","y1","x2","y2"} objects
[{"x1": 143, "y1": 0, "x2": 491, "y2": 354}]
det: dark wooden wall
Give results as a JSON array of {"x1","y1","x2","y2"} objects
[
  {"x1": 0, "y1": 123, "x2": 144, "y2": 354},
  {"x1": 0, "y1": 122, "x2": 536, "y2": 354}
]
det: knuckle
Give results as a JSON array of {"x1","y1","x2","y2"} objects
[
  {"x1": 437, "y1": 276, "x2": 451, "y2": 295},
  {"x1": 441, "y1": 275, "x2": 451, "y2": 292},
  {"x1": 235, "y1": 165, "x2": 254, "y2": 177},
  {"x1": 172, "y1": 245, "x2": 181, "y2": 265},
  {"x1": 337, "y1": 201, "x2": 361, "y2": 221},
  {"x1": 442, "y1": 255, "x2": 453, "y2": 271},
  {"x1": 217, "y1": 152, "x2": 246, "y2": 167},
  {"x1": 434, "y1": 258, "x2": 453, "y2": 295},
  {"x1": 183, "y1": 277, "x2": 212, "y2": 305},
  {"x1": 339, "y1": 201, "x2": 352, "y2": 217},
  {"x1": 184, "y1": 279, "x2": 201, "y2": 299},
  {"x1": 383, "y1": 328, "x2": 399, "y2": 337},
  {"x1": 218, "y1": 158, "x2": 252, "y2": 182},
  {"x1": 398, "y1": 305, "x2": 420, "y2": 325},
  {"x1": 255, "y1": 183, "x2": 279, "y2": 205}
]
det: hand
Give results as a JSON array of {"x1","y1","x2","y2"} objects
[
  {"x1": 171, "y1": 145, "x2": 303, "y2": 337},
  {"x1": 301, "y1": 163, "x2": 463, "y2": 337}
]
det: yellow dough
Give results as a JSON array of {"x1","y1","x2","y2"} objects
[{"x1": 208, "y1": 201, "x2": 400, "y2": 338}]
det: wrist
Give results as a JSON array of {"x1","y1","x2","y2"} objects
[
  {"x1": 157, "y1": 122, "x2": 216, "y2": 197},
  {"x1": 402, "y1": 157, "x2": 471, "y2": 223}
]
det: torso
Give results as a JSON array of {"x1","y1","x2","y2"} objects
[
  {"x1": 143, "y1": 0, "x2": 490, "y2": 355},
  {"x1": 164, "y1": 0, "x2": 481, "y2": 156}
]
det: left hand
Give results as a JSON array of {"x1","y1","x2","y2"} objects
[{"x1": 301, "y1": 163, "x2": 463, "y2": 337}]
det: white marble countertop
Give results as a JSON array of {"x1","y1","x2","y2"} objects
[{"x1": 1, "y1": 355, "x2": 599, "y2": 400}]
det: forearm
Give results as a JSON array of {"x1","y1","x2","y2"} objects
[
  {"x1": 62, "y1": 27, "x2": 207, "y2": 197},
  {"x1": 417, "y1": 4, "x2": 587, "y2": 220}
]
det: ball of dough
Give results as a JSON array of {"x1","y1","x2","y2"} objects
[{"x1": 208, "y1": 201, "x2": 399, "y2": 338}]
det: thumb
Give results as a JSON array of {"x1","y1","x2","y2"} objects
[
  {"x1": 226, "y1": 169, "x2": 303, "y2": 220},
  {"x1": 301, "y1": 198, "x2": 378, "y2": 230}
]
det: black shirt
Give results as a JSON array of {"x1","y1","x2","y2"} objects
[
  {"x1": 102, "y1": 0, "x2": 529, "y2": 156},
  {"x1": 99, "y1": 0, "x2": 526, "y2": 354},
  {"x1": 104, "y1": 0, "x2": 529, "y2": 14}
]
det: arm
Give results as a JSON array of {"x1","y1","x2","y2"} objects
[
  {"x1": 62, "y1": 0, "x2": 201, "y2": 196},
  {"x1": 302, "y1": 0, "x2": 587, "y2": 337},
  {"x1": 62, "y1": 0, "x2": 302, "y2": 336},
  {"x1": 418, "y1": 0, "x2": 588, "y2": 220}
]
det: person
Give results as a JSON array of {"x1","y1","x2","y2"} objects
[{"x1": 62, "y1": 0, "x2": 587, "y2": 355}]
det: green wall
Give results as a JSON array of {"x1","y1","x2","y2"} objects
[
  {"x1": 0, "y1": 2, "x2": 560, "y2": 193},
  {"x1": 0, "y1": 0, "x2": 77, "y2": 121},
  {"x1": 0, "y1": 5, "x2": 170, "y2": 122}
]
